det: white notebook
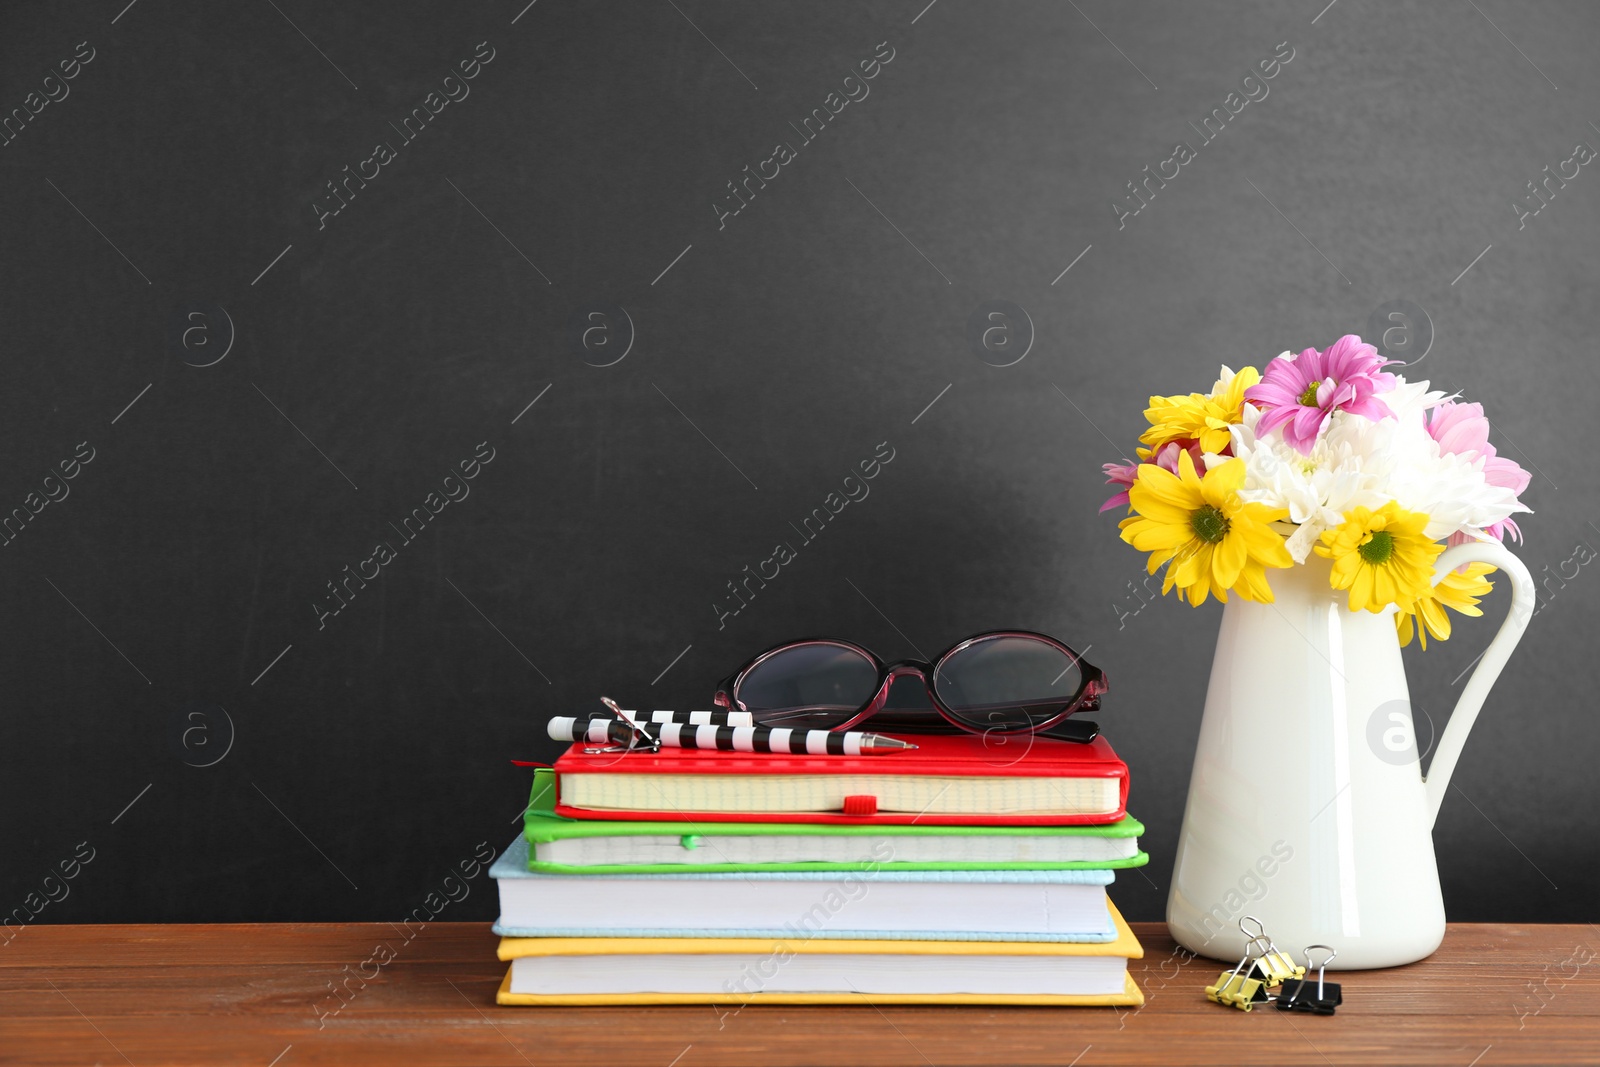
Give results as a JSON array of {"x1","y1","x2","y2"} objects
[
  {"x1": 492, "y1": 838, "x2": 1115, "y2": 941},
  {"x1": 535, "y1": 830, "x2": 1142, "y2": 868}
]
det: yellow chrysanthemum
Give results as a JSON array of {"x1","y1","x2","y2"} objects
[
  {"x1": 1315, "y1": 503, "x2": 1445, "y2": 614},
  {"x1": 1118, "y1": 451, "x2": 1293, "y2": 607},
  {"x1": 1138, "y1": 365, "x2": 1261, "y2": 458},
  {"x1": 1396, "y1": 562, "x2": 1496, "y2": 649}
]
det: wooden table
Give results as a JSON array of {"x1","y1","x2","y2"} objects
[{"x1": 2, "y1": 922, "x2": 1596, "y2": 1065}]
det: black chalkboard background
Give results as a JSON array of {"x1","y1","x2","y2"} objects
[{"x1": 2, "y1": 0, "x2": 1595, "y2": 930}]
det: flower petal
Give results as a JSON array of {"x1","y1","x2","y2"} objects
[
  {"x1": 1213, "y1": 529, "x2": 1247, "y2": 588},
  {"x1": 1349, "y1": 564, "x2": 1376, "y2": 612}
]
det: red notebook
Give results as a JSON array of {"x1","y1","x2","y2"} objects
[{"x1": 552, "y1": 733, "x2": 1129, "y2": 826}]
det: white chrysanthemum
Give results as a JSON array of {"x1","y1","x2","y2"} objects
[
  {"x1": 1217, "y1": 378, "x2": 1530, "y2": 556},
  {"x1": 1338, "y1": 414, "x2": 1529, "y2": 541},
  {"x1": 1374, "y1": 374, "x2": 1452, "y2": 424},
  {"x1": 1217, "y1": 405, "x2": 1388, "y2": 561}
]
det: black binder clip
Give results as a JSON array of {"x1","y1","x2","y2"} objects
[
  {"x1": 581, "y1": 696, "x2": 661, "y2": 754},
  {"x1": 1276, "y1": 945, "x2": 1341, "y2": 1015}
]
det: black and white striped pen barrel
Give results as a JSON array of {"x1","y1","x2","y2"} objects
[
  {"x1": 544, "y1": 709, "x2": 752, "y2": 743},
  {"x1": 548, "y1": 717, "x2": 642, "y2": 746},
  {"x1": 546, "y1": 717, "x2": 914, "y2": 754},
  {"x1": 547, "y1": 718, "x2": 836, "y2": 752},
  {"x1": 569, "y1": 709, "x2": 756, "y2": 726},
  {"x1": 656, "y1": 723, "x2": 872, "y2": 755},
  {"x1": 639, "y1": 709, "x2": 755, "y2": 726}
]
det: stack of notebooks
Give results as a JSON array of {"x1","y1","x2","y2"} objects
[{"x1": 491, "y1": 728, "x2": 1147, "y2": 1006}]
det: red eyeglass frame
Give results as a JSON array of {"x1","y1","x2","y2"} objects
[{"x1": 712, "y1": 630, "x2": 1106, "y2": 738}]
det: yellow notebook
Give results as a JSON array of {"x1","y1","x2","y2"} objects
[{"x1": 494, "y1": 900, "x2": 1145, "y2": 1007}]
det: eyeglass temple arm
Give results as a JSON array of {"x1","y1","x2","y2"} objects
[{"x1": 1039, "y1": 719, "x2": 1099, "y2": 743}]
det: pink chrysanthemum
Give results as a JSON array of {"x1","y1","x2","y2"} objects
[
  {"x1": 1426, "y1": 399, "x2": 1532, "y2": 544},
  {"x1": 1100, "y1": 460, "x2": 1139, "y2": 514},
  {"x1": 1244, "y1": 335, "x2": 1398, "y2": 455},
  {"x1": 1099, "y1": 441, "x2": 1205, "y2": 513}
]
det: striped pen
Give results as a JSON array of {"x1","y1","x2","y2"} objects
[
  {"x1": 548, "y1": 707, "x2": 755, "y2": 750},
  {"x1": 546, "y1": 717, "x2": 916, "y2": 755},
  {"x1": 549, "y1": 717, "x2": 659, "y2": 748},
  {"x1": 637, "y1": 709, "x2": 756, "y2": 726},
  {"x1": 590, "y1": 699, "x2": 756, "y2": 727}
]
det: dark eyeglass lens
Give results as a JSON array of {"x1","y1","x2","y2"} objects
[
  {"x1": 933, "y1": 636, "x2": 1080, "y2": 730},
  {"x1": 735, "y1": 643, "x2": 880, "y2": 727}
]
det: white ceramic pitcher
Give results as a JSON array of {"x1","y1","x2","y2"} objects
[{"x1": 1165, "y1": 540, "x2": 1534, "y2": 970}]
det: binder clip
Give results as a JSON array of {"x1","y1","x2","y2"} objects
[
  {"x1": 1205, "y1": 934, "x2": 1274, "y2": 1011},
  {"x1": 1238, "y1": 916, "x2": 1305, "y2": 988},
  {"x1": 581, "y1": 696, "x2": 661, "y2": 754},
  {"x1": 1276, "y1": 945, "x2": 1341, "y2": 1015}
]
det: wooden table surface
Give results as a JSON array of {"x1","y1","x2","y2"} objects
[{"x1": 2, "y1": 922, "x2": 1597, "y2": 1066}]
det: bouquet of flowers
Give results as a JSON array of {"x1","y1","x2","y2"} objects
[{"x1": 1101, "y1": 335, "x2": 1532, "y2": 647}]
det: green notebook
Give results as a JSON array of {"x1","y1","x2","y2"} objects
[{"x1": 521, "y1": 770, "x2": 1149, "y2": 874}]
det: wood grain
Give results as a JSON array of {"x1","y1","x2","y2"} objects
[{"x1": 1, "y1": 922, "x2": 1596, "y2": 1066}]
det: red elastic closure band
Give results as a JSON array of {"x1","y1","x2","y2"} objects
[{"x1": 841, "y1": 794, "x2": 878, "y2": 816}]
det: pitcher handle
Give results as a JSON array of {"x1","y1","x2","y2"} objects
[{"x1": 1423, "y1": 540, "x2": 1535, "y2": 829}]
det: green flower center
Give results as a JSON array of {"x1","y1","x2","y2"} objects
[
  {"x1": 1190, "y1": 505, "x2": 1231, "y2": 544},
  {"x1": 1359, "y1": 529, "x2": 1395, "y2": 565},
  {"x1": 1298, "y1": 381, "x2": 1323, "y2": 407}
]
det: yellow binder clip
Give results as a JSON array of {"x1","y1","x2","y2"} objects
[
  {"x1": 1238, "y1": 916, "x2": 1306, "y2": 988},
  {"x1": 1206, "y1": 935, "x2": 1273, "y2": 1011}
]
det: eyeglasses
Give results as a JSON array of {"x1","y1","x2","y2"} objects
[{"x1": 713, "y1": 631, "x2": 1105, "y2": 740}]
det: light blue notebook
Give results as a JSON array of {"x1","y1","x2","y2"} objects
[{"x1": 491, "y1": 836, "x2": 1119, "y2": 943}]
